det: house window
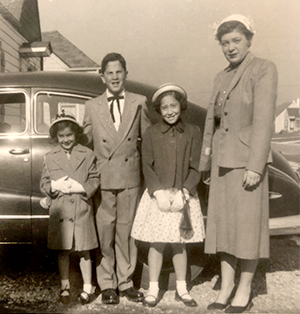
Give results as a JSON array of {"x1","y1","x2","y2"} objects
[{"x1": 290, "y1": 118, "x2": 295, "y2": 131}]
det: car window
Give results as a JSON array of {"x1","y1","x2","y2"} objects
[
  {"x1": 35, "y1": 92, "x2": 89, "y2": 134},
  {"x1": 0, "y1": 92, "x2": 26, "y2": 134}
]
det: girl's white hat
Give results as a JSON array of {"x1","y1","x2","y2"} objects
[
  {"x1": 152, "y1": 83, "x2": 187, "y2": 104},
  {"x1": 50, "y1": 110, "x2": 80, "y2": 130}
]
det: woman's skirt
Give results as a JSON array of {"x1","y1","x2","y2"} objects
[
  {"x1": 131, "y1": 188, "x2": 205, "y2": 243},
  {"x1": 204, "y1": 129, "x2": 270, "y2": 259}
]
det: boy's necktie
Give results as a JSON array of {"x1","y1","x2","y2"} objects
[{"x1": 108, "y1": 95, "x2": 124, "y2": 130}]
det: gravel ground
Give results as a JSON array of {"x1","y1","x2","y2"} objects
[{"x1": 0, "y1": 235, "x2": 299, "y2": 314}]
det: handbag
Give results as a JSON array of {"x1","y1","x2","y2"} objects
[{"x1": 179, "y1": 194, "x2": 194, "y2": 240}]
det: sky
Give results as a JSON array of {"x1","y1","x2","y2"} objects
[{"x1": 38, "y1": 0, "x2": 300, "y2": 108}]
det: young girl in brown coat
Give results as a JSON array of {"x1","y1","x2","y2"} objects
[
  {"x1": 131, "y1": 84, "x2": 205, "y2": 308},
  {"x1": 40, "y1": 111, "x2": 100, "y2": 304}
]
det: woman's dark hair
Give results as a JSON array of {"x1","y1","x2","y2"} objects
[
  {"x1": 154, "y1": 91, "x2": 187, "y2": 114},
  {"x1": 216, "y1": 21, "x2": 254, "y2": 42},
  {"x1": 101, "y1": 53, "x2": 127, "y2": 73},
  {"x1": 49, "y1": 120, "x2": 83, "y2": 143}
]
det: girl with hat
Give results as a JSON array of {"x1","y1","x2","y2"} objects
[
  {"x1": 199, "y1": 14, "x2": 277, "y2": 313},
  {"x1": 131, "y1": 84, "x2": 205, "y2": 308},
  {"x1": 40, "y1": 111, "x2": 100, "y2": 305}
]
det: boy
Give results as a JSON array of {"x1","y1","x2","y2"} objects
[{"x1": 83, "y1": 52, "x2": 150, "y2": 305}]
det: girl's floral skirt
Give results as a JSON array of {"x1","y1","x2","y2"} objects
[{"x1": 131, "y1": 188, "x2": 205, "y2": 243}]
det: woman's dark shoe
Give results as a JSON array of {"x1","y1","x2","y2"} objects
[
  {"x1": 143, "y1": 295, "x2": 158, "y2": 307},
  {"x1": 59, "y1": 288, "x2": 70, "y2": 304},
  {"x1": 225, "y1": 291, "x2": 253, "y2": 313},
  {"x1": 207, "y1": 285, "x2": 237, "y2": 310},
  {"x1": 175, "y1": 291, "x2": 197, "y2": 307}
]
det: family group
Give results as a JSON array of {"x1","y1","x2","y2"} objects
[{"x1": 40, "y1": 14, "x2": 277, "y2": 313}]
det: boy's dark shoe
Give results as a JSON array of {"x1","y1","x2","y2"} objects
[
  {"x1": 101, "y1": 289, "x2": 119, "y2": 305},
  {"x1": 119, "y1": 287, "x2": 144, "y2": 302}
]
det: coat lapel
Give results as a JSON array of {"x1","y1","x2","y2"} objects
[
  {"x1": 70, "y1": 145, "x2": 86, "y2": 173},
  {"x1": 111, "y1": 92, "x2": 138, "y2": 153},
  {"x1": 52, "y1": 147, "x2": 74, "y2": 177},
  {"x1": 226, "y1": 52, "x2": 255, "y2": 96},
  {"x1": 95, "y1": 93, "x2": 118, "y2": 139}
]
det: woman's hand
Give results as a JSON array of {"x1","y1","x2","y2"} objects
[
  {"x1": 243, "y1": 170, "x2": 261, "y2": 189},
  {"x1": 153, "y1": 190, "x2": 171, "y2": 212}
]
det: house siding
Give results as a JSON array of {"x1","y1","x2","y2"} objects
[
  {"x1": 0, "y1": 15, "x2": 41, "y2": 72},
  {"x1": 43, "y1": 53, "x2": 68, "y2": 71}
]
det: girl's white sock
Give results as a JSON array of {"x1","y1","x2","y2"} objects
[
  {"x1": 176, "y1": 280, "x2": 192, "y2": 300},
  {"x1": 83, "y1": 283, "x2": 93, "y2": 294},
  {"x1": 61, "y1": 279, "x2": 70, "y2": 296},
  {"x1": 146, "y1": 281, "x2": 159, "y2": 300}
]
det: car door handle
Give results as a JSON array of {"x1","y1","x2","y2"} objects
[{"x1": 9, "y1": 148, "x2": 30, "y2": 155}]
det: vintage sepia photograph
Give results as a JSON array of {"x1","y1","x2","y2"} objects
[{"x1": 0, "y1": 0, "x2": 299, "y2": 313}]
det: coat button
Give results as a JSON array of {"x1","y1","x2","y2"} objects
[
  {"x1": 69, "y1": 218, "x2": 74, "y2": 223},
  {"x1": 108, "y1": 156, "x2": 111, "y2": 161},
  {"x1": 128, "y1": 138, "x2": 131, "y2": 141},
  {"x1": 125, "y1": 158, "x2": 128, "y2": 162},
  {"x1": 225, "y1": 128, "x2": 229, "y2": 132},
  {"x1": 103, "y1": 139, "x2": 106, "y2": 142},
  {"x1": 224, "y1": 112, "x2": 228, "y2": 116},
  {"x1": 70, "y1": 199, "x2": 75, "y2": 203},
  {"x1": 59, "y1": 219, "x2": 63, "y2": 223}
]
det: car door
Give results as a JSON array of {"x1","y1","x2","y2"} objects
[{"x1": 0, "y1": 90, "x2": 32, "y2": 243}]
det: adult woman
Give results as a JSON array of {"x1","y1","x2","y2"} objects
[{"x1": 199, "y1": 14, "x2": 277, "y2": 313}]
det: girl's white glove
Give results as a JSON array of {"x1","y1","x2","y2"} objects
[
  {"x1": 182, "y1": 187, "x2": 190, "y2": 201},
  {"x1": 68, "y1": 178, "x2": 85, "y2": 193},
  {"x1": 153, "y1": 190, "x2": 171, "y2": 212},
  {"x1": 51, "y1": 176, "x2": 71, "y2": 193},
  {"x1": 170, "y1": 190, "x2": 184, "y2": 212}
]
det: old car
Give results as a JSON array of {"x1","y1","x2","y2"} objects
[{"x1": 0, "y1": 71, "x2": 299, "y2": 247}]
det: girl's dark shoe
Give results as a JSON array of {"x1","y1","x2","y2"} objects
[
  {"x1": 207, "y1": 285, "x2": 237, "y2": 310},
  {"x1": 225, "y1": 291, "x2": 253, "y2": 313},
  {"x1": 143, "y1": 295, "x2": 158, "y2": 307},
  {"x1": 79, "y1": 291, "x2": 95, "y2": 305},
  {"x1": 59, "y1": 288, "x2": 70, "y2": 304},
  {"x1": 175, "y1": 291, "x2": 197, "y2": 307}
]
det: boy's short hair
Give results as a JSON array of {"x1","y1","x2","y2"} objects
[{"x1": 101, "y1": 53, "x2": 127, "y2": 73}]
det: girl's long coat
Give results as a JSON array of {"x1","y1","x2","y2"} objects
[{"x1": 40, "y1": 144, "x2": 100, "y2": 251}]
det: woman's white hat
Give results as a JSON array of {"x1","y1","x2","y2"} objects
[
  {"x1": 49, "y1": 110, "x2": 80, "y2": 130},
  {"x1": 213, "y1": 14, "x2": 255, "y2": 36},
  {"x1": 152, "y1": 83, "x2": 187, "y2": 104}
]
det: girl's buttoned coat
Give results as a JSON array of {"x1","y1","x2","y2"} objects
[
  {"x1": 40, "y1": 144, "x2": 100, "y2": 251},
  {"x1": 142, "y1": 120, "x2": 202, "y2": 196}
]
